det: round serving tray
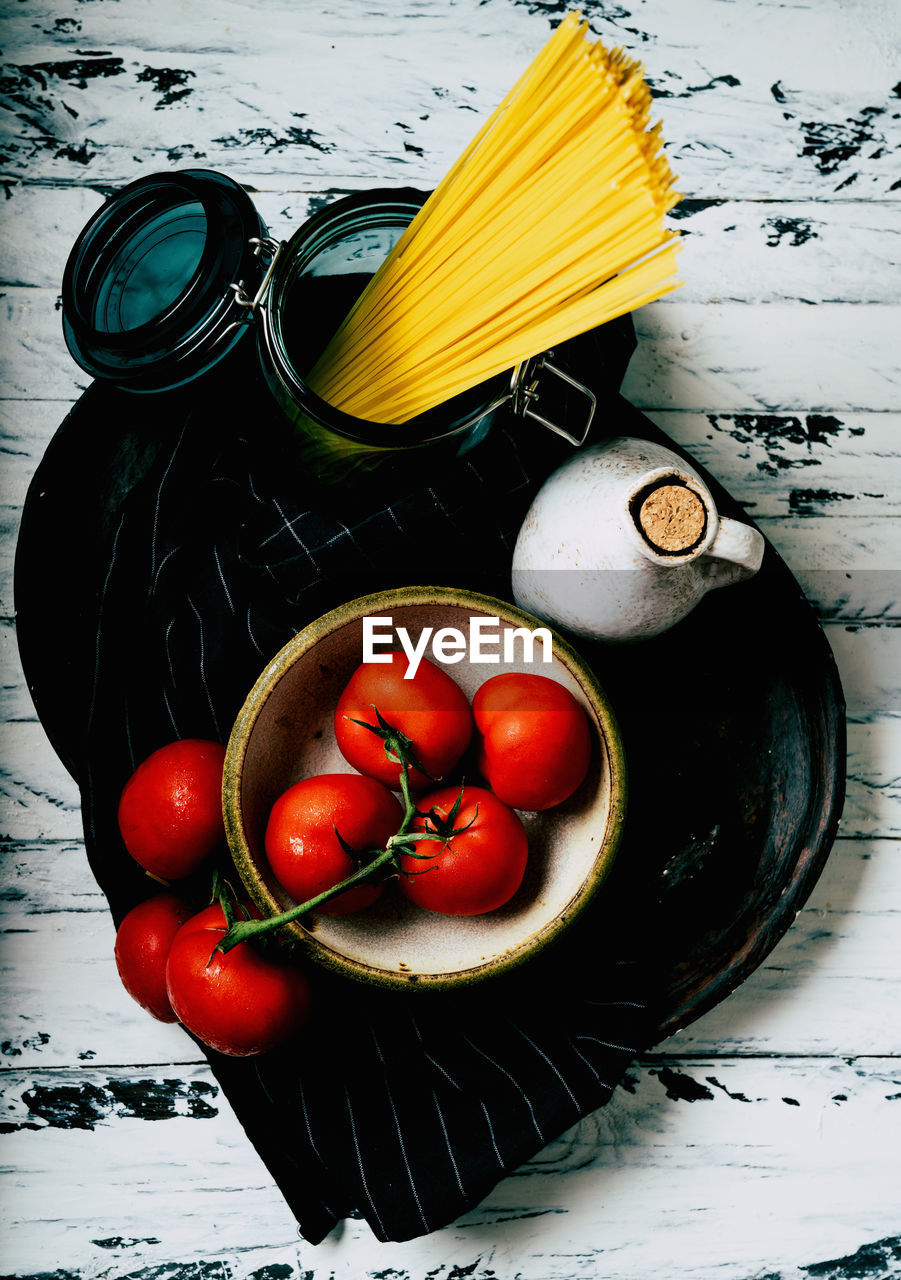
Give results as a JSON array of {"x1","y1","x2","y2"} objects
[{"x1": 14, "y1": 372, "x2": 844, "y2": 1043}]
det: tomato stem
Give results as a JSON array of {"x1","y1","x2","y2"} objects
[
  {"x1": 215, "y1": 846, "x2": 398, "y2": 954},
  {"x1": 215, "y1": 721, "x2": 438, "y2": 956},
  {"x1": 211, "y1": 868, "x2": 250, "y2": 928}
]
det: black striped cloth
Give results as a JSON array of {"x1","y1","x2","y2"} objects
[{"x1": 75, "y1": 331, "x2": 653, "y2": 1243}]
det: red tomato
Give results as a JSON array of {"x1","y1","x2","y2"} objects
[
  {"x1": 118, "y1": 739, "x2": 226, "y2": 879},
  {"x1": 398, "y1": 785, "x2": 528, "y2": 916},
  {"x1": 265, "y1": 773, "x2": 402, "y2": 915},
  {"x1": 334, "y1": 652, "x2": 472, "y2": 791},
  {"x1": 114, "y1": 892, "x2": 193, "y2": 1022},
  {"x1": 473, "y1": 673, "x2": 591, "y2": 811},
  {"x1": 165, "y1": 903, "x2": 312, "y2": 1057}
]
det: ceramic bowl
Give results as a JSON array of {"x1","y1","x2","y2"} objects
[{"x1": 222, "y1": 586, "x2": 626, "y2": 990}]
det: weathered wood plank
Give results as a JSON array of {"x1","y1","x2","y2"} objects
[
  {"x1": 662, "y1": 834, "x2": 901, "y2": 1054},
  {"x1": 829, "y1": 623, "x2": 901, "y2": 725},
  {"x1": 652, "y1": 410, "x2": 901, "y2": 518},
  {"x1": 4, "y1": 426, "x2": 900, "y2": 636},
  {"x1": 4, "y1": 414, "x2": 901, "y2": 634},
  {"x1": 1, "y1": 0, "x2": 898, "y2": 198},
  {"x1": 0, "y1": 399, "x2": 70, "y2": 517},
  {"x1": 1, "y1": 838, "x2": 105, "y2": 915},
  {"x1": 3, "y1": 287, "x2": 900, "y2": 410},
  {"x1": 756, "y1": 519, "x2": 901, "y2": 621},
  {"x1": 2, "y1": 413, "x2": 900, "y2": 632},
  {"x1": 668, "y1": 199, "x2": 901, "y2": 306},
  {"x1": 2, "y1": 1058, "x2": 900, "y2": 1278},
  {"x1": 0, "y1": 618, "x2": 36, "y2": 724},
  {"x1": 2, "y1": 1232, "x2": 895, "y2": 1280},
  {"x1": 0, "y1": 846, "x2": 202, "y2": 1068},
  {"x1": 4, "y1": 183, "x2": 900, "y2": 307},
  {"x1": 843, "y1": 721, "x2": 901, "y2": 839},
  {"x1": 621, "y1": 302, "x2": 901, "y2": 414},
  {"x1": 1, "y1": 499, "x2": 28, "y2": 619},
  {"x1": 2, "y1": 834, "x2": 900, "y2": 1067},
  {"x1": 0, "y1": 290, "x2": 90, "y2": 401},
  {"x1": 1, "y1": 619, "x2": 898, "y2": 840},
  {"x1": 5, "y1": 398, "x2": 901, "y2": 540},
  {"x1": 0, "y1": 721, "x2": 82, "y2": 840}
]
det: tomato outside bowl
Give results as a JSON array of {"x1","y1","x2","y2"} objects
[{"x1": 222, "y1": 586, "x2": 627, "y2": 991}]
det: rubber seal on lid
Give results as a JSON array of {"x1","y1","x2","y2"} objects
[{"x1": 61, "y1": 169, "x2": 267, "y2": 393}]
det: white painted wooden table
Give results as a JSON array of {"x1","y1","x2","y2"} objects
[{"x1": 2, "y1": 2, "x2": 900, "y2": 1277}]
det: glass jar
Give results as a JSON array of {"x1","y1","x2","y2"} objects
[
  {"x1": 257, "y1": 188, "x2": 516, "y2": 476},
  {"x1": 61, "y1": 169, "x2": 267, "y2": 392},
  {"x1": 61, "y1": 170, "x2": 598, "y2": 480}
]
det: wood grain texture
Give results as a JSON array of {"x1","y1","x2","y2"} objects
[
  {"x1": 1, "y1": 0, "x2": 898, "y2": 197},
  {"x1": 622, "y1": 302, "x2": 901, "y2": 413},
  {"x1": 1, "y1": 0, "x2": 899, "y2": 1272},
  {"x1": 6, "y1": 401, "x2": 901, "y2": 549},
  {"x1": 3, "y1": 834, "x2": 900, "y2": 1069},
  {"x1": 4, "y1": 185, "x2": 900, "y2": 305},
  {"x1": 654, "y1": 411, "x2": 901, "y2": 518},
  {"x1": 3, "y1": 288, "x2": 901, "y2": 409},
  {"x1": 3, "y1": 1058, "x2": 900, "y2": 1279},
  {"x1": 1, "y1": 623, "x2": 895, "y2": 847}
]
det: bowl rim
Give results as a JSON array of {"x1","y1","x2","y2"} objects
[{"x1": 222, "y1": 584, "x2": 628, "y2": 990}]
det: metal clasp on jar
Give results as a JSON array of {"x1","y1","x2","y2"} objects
[
  {"x1": 219, "y1": 237, "x2": 286, "y2": 341},
  {"x1": 510, "y1": 353, "x2": 598, "y2": 447},
  {"x1": 413, "y1": 353, "x2": 599, "y2": 447}
]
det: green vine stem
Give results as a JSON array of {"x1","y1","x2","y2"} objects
[
  {"x1": 211, "y1": 868, "x2": 238, "y2": 931},
  {"x1": 214, "y1": 717, "x2": 448, "y2": 957}
]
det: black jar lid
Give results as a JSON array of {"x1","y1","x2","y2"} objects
[{"x1": 61, "y1": 169, "x2": 267, "y2": 393}]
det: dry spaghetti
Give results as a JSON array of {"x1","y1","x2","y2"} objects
[{"x1": 307, "y1": 12, "x2": 681, "y2": 424}]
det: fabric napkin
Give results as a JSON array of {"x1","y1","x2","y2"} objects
[{"x1": 62, "y1": 324, "x2": 653, "y2": 1242}]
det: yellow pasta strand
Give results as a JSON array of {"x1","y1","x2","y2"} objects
[{"x1": 307, "y1": 12, "x2": 681, "y2": 424}]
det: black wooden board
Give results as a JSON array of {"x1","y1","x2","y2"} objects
[{"x1": 14, "y1": 330, "x2": 845, "y2": 1042}]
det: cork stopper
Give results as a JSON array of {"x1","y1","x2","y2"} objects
[{"x1": 637, "y1": 483, "x2": 707, "y2": 553}]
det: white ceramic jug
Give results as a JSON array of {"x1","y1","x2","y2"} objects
[{"x1": 512, "y1": 436, "x2": 765, "y2": 641}]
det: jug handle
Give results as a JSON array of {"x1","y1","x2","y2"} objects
[{"x1": 701, "y1": 517, "x2": 765, "y2": 589}]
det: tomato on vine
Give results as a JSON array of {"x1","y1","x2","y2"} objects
[
  {"x1": 265, "y1": 773, "x2": 402, "y2": 915},
  {"x1": 118, "y1": 739, "x2": 226, "y2": 879},
  {"x1": 114, "y1": 892, "x2": 193, "y2": 1022},
  {"x1": 165, "y1": 901, "x2": 311, "y2": 1057},
  {"x1": 473, "y1": 673, "x2": 591, "y2": 811},
  {"x1": 398, "y1": 784, "x2": 528, "y2": 916},
  {"x1": 334, "y1": 653, "x2": 472, "y2": 791}
]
